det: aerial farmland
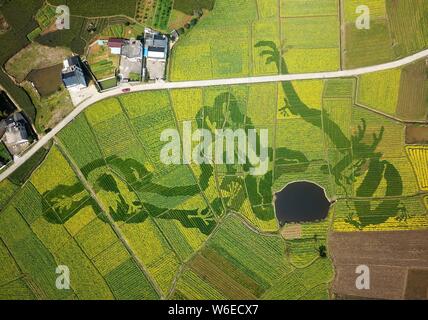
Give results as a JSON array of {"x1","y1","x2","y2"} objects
[{"x1": 0, "y1": 0, "x2": 427, "y2": 305}]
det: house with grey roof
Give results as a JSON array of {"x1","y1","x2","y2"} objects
[
  {"x1": 61, "y1": 56, "x2": 88, "y2": 90},
  {"x1": 119, "y1": 39, "x2": 143, "y2": 82},
  {"x1": 0, "y1": 112, "x2": 31, "y2": 156},
  {"x1": 122, "y1": 39, "x2": 143, "y2": 59}
]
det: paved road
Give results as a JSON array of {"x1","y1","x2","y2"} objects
[{"x1": 1, "y1": 48, "x2": 428, "y2": 182}]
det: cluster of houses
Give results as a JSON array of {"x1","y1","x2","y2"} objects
[
  {"x1": 61, "y1": 28, "x2": 169, "y2": 91},
  {"x1": 106, "y1": 28, "x2": 169, "y2": 82},
  {"x1": 0, "y1": 31, "x2": 170, "y2": 170},
  {"x1": 0, "y1": 29, "x2": 170, "y2": 169}
]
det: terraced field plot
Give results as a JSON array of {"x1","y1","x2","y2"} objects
[
  {"x1": 169, "y1": 0, "x2": 428, "y2": 81},
  {"x1": 343, "y1": 0, "x2": 428, "y2": 68},
  {"x1": 169, "y1": 0, "x2": 341, "y2": 80},
  {"x1": 87, "y1": 43, "x2": 120, "y2": 81}
]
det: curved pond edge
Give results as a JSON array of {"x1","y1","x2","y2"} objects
[{"x1": 273, "y1": 180, "x2": 337, "y2": 225}]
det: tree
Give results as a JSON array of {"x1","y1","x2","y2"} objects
[{"x1": 318, "y1": 245, "x2": 327, "y2": 258}]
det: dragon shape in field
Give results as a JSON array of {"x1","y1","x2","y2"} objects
[
  {"x1": 255, "y1": 40, "x2": 408, "y2": 228},
  {"x1": 44, "y1": 41, "x2": 407, "y2": 232},
  {"x1": 45, "y1": 89, "x2": 311, "y2": 232}
]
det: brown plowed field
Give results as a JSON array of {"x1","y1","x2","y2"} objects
[
  {"x1": 329, "y1": 230, "x2": 428, "y2": 299},
  {"x1": 405, "y1": 126, "x2": 428, "y2": 144}
]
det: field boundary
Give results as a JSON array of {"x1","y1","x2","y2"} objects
[{"x1": 54, "y1": 138, "x2": 165, "y2": 299}]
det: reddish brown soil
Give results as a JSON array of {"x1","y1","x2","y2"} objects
[
  {"x1": 404, "y1": 268, "x2": 428, "y2": 299},
  {"x1": 329, "y1": 230, "x2": 428, "y2": 300},
  {"x1": 396, "y1": 61, "x2": 427, "y2": 121},
  {"x1": 405, "y1": 126, "x2": 428, "y2": 144}
]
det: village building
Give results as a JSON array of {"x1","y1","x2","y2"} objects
[
  {"x1": 0, "y1": 112, "x2": 31, "y2": 156},
  {"x1": 143, "y1": 28, "x2": 169, "y2": 80},
  {"x1": 85, "y1": 30, "x2": 170, "y2": 87},
  {"x1": 61, "y1": 56, "x2": 88, "y2": 90},
  {"x1": 108, "y1": 38, "x2": 123, "y2": 55},
  {"x1": 119, "y1": 39, "x2": 143, "y2": 82}
]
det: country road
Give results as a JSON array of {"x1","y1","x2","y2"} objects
[{"x1": 1, "y1": 48, "x2": 428, "y2": 182}]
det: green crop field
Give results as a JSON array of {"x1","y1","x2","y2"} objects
[
  {"x1": 0, "y1": 179, "x2": 18, "y2": 210},
  {"x1": 169, "y1": 0, "x2": 343, "y2": 80},
  {"x1": 87, "y1": 44, "x2": 120, "y2": 81},
  {"x1": 0, "y1": 142, "x2": 11, "y2": 164},
  {"x1": 344, "y1": 0, "x2": 428, "y2": 68},
  {"x1": 49, "y1": 0, "x2": 137, "y2": 17},
  {"x1": 35, "y1": 5, "x2": 56, "y2": 30},
  {"x1": 386, "y1": 0, "x2": 428, "y2": 57},
  {"x1": 357, "y1": 69, "x2": 401, "y2": 115},
  {"x1": 1, "y1": 65, "x2": 427, "y2": 299},
  {"x1": 1, "y1": 74, "x2": 427, "y2": 299}
]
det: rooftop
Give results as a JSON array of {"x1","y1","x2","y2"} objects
[
  {"x1": 144, "y1": 29, "x2": 168, "y2": 60},
  {"x1": 122, "y1": 40, "x2": 143, "y2": 59},
  {"x1": 108, "y1": 38, "x2": 124, "y2": 48},
  {"x1": 62, "y1": 56, "x2": 80, "y2": 73},
  {"x1": 61, "y1": 56, "x2": 87, "y2": 88},
  {"x1": 1, "y1": 113, "x2": 30, "y2": 155}
]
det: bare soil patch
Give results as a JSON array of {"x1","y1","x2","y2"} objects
[
  {"x1": 329, "y1": 230, "x2": 428, "y2": 299},
  {"x1": 281, "y1": 224, "x2": 302, "y2": 240},
  {"x1": 396, "y1": 60, "x2": 427, "y2": 121},
  {"x1": 404, "y1": 268, "x2": 428, "y2": 299},
  {"x1": 26, "y1": 64, "x2": 62, "y2": 97},
  {"x1": 40, "y1": 22, "x2": 58, "y2": 36},
  {"x1": 405, "y1": 126, "x2": 428, "y2": 144}
]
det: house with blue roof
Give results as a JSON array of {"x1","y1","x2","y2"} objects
[
  {"x1": 61, "y1": 56, "x2": 88, "y2": 90},
  {"x1": 143, "y1": 28, "x2": 169, "y2": 80}
]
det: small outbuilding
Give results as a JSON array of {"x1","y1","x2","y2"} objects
[{"x1": 108, "y1": 38, "x2": 123, "y2": 55}]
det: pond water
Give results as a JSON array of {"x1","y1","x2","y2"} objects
[
  {"x1": 0, "y1": 90, "x2": 16, "y2": 115},
  {"x1": 26, "y1": 64, "x2": 63, "y2": 97},
  {"x1": 274, "y1": 181, "x2": 331, "y2": 226}
]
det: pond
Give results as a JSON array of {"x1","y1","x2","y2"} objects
[
  {"x1": 0, "y1": 90, "x2": 16, "y2": 117},
  {"x1": 26, "y1": 64, "x2": 63, "y2": 97},
  {"x1": 274, "y1": 181, "x2": 331, "y2": 226}
]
